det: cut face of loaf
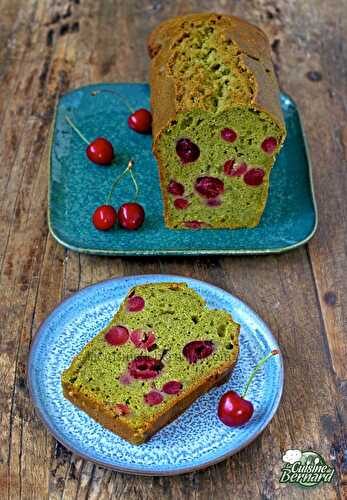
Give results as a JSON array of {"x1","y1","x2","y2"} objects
[
  {"x1": 148, "y1": 13, "x2": 286, "y2": 229},
  {"x1": 61, "y1": 282, "x2": 240, "y2": 444}
]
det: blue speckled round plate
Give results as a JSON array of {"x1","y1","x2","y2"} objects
[
  {"x1": 28, "y1": 275, "x2": 284, "y2": 475},
  {"x1": 48, "y1": 83, "x2": 317, "y2": 255}
]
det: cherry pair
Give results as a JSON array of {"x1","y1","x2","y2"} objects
[
  {"x1": 92, "y1": 160, "x2": 145, "y2": 231},
  {"x1": 93, "y1": 202, "x2": 144, "y2": 231}
]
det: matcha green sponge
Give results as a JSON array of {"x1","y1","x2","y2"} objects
[
  {"x1": 148, "y1": 13, "x2": 286, "y2": 229},
  {"x1": 62, "y1": 282, "x2": 240, "y2": 444}
]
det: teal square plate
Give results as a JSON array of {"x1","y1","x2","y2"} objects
[{"x1": 48, "y1": 83, "x2": 317, "y2": 255}]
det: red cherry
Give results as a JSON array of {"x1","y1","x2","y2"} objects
[
  {"x1": 144, "y1": 390, "x2": 164, "y2": 406},
  {"x1": 65, "y1": 117, "x2": 114, "y2": 165},
  {"x1": 183, "y1": 220, "x2": 204, "y2": 229},
  {"x1": 162, "y1": 381, "x2": 183, "y2": 395},
  {"x1": 118, "y1": 203, "x2": 145, "y2": 230},
  {"x1": 114, "y1": 403, "x2": 131, "y2": 416},
  {"x1": 195, "y1": 176, "x2": 224, "y2": 199},
  {"x1": 217, "y1": 350, "x2": 280, "y2": 427},
  {"x1": 92, "y1": 205, "x2": 117, "y2": 230},
  {"x1": 218, "y1": 390, "x2": 254, "y2": 427},
  {"x1": 244, "y1": 168, "x2": 265, "y2": 186},
  {"x1": 207, "y1": 198, "x2": 222, "y2": 207},
  {"x1": 234, "y1": 163, "x2": 248, "y2": 176},
  {"x1": 261, "y1": 137, "x2": 277, "y2": 154},
  {"x1": 104, "y1": 326, "x2": 129, "y2": 345},
  {"x1": 174, "y1": 198, "x2": 189, "y2": 209},
  {"x1": 224, "y1": 160, "x2": 248, "y2": 177},
  {"x1": 176, "y1": 138, "x2": 200, "y2": 163},
  {"x1": 126, "y1": 295, "x2": 145, "y2": 312},
  {"x1": 183, "y1": 340, "x2": 214, "y2": 364},
  {"x1": 168, "y1": 180, "x2": 185, "y2": 196},
  {"x1": 118, "y1": 373, "x2": 133, "y2": 385},
  {"x1": 130, "y1": 329, "x2": 156, "y2": 350},
  {"x1": 128, "y1": 356, "x2": 164, "y2": 379},
  {"x1": 223, "y1": 159, "x2": 236, "y2": 176},
  {"x1": 86, "y1": 138, "x2": 114, "y2": 165},
  {"x1": 221, "y1": 128, "x2": 237, "y2": 143},
  {"x1": 128, "y1": 109, "x2": 152, "y2": 133}
]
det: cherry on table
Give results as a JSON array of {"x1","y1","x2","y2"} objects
[
  {"x1": 92, "y1": 204, "x2": 117, "y2": 230},
  {"x1": 128, "y1": 109, "x2": 152, "y2": 133},
  {"x1": 86, "y1": 138, "x2": 115, "y2": 165},
  {"x1": 118, "y1": 202, "x2": 145, "y2": 230}
]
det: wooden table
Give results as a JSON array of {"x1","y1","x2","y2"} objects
[{"x1": 0, "y1": 1, "x2": 346, "y2": 498}]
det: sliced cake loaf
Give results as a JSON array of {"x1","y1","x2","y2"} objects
[
  {"x1": 62, "y1": 282, "x2": 239, "y2": 444},
  {"x1": 148, "y1": 13, "x2": 286, "y2": 229}
]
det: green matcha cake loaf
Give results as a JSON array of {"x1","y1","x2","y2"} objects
[
  {"x1": 62, "y1": 282, "x2": 240, "y2": 444},
  {"x1": 148, "y1": 13, "x2": 286, "y2": 229}
]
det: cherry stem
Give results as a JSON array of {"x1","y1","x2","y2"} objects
[
  {"x1": 65, "y1": 116, "x2": 90, "y2": 145},
  {"x1": 241, "y1": 349, "x2": 280, "y2": 399},
  {"x1": 106, "y1": 160, "x2": 134, "y2": 205},
  {"x1": 129, "y1": 166, "x2": 139, "y2": 200},
  {"x1": 91, "y1": 89, "x2": 135, "y2": 113}
]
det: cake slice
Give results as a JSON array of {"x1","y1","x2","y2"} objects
[
  {"x1": 148, "y1": 13, "x2": 286, "y2": 229},
  {"x1": 62, "y1": 282, "x2": 239, "y2": 444}
]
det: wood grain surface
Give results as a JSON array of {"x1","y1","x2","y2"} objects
[{"x1": 0, "y1": 1, "x2": 346, "y2": 499}]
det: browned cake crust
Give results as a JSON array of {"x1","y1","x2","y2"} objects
[
  {"x1": 148, "y1": 12, "x2": 285, "y2": 141},
  {"x1": 62, "y1": 356, "x2": 238, "y2": 445}
]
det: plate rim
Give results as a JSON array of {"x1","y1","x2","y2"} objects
[
  {"x1": 28, "y1": 273, "x2": 284, "y2": 476},
  {"x1": 47, "y1": 82, "x2": 318, "y2": 256}
]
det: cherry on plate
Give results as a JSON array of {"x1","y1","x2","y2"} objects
[
  {"x1": 218, "y1": 390, "x2": 254, "y2": 427},
  {"x1": 92, "y1": 205, "x2": 117, "y2": 230},
  {"x1": 218, "y1": 349, "x2": 280, "y2": 427},
  {"x1": 118, "y1": 202, "x2": 145, "y2": 230},
  {"x1": 86, "y1": 138, "x2": 114, "y2": 165},
  {"x1": 128, "y1": 109, "x2": 152, "y2": 133}
]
